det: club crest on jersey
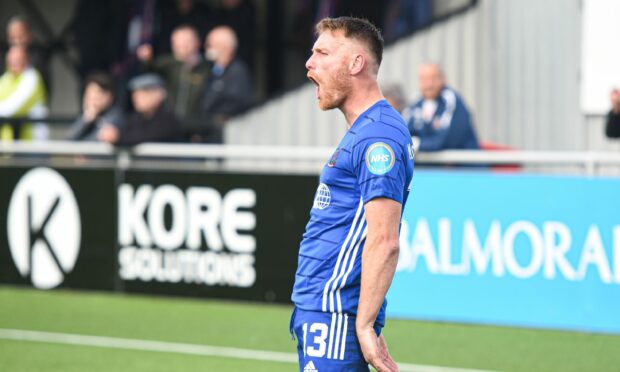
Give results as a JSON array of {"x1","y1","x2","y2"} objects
[
  {"x1": 365, "y1": 142, "x2": 395, "y2": 175},
  {"x1": 327, "y1": 148, "x2": 341, "y2": 167}
]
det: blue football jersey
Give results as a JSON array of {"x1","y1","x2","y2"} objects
[{"x1": 292, "y1": 100, "x2": 415, "y2": 327}]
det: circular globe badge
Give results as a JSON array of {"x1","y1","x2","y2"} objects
[
  {"x1": 313, "y1": 183, "x2": 331, "y2": 210},
  {"x1": 365, "y1": 142, "x2": 395, "y2": 175}
]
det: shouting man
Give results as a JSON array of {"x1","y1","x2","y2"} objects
[{"x1": 290, "y1": 17, "x2": 414, "y2": 372}]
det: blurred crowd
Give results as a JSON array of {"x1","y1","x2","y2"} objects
[
  {"x1": 0, "y1": 0, "x2": 616, "y2": 150},
  {"x1": 0, "y1": 9, "x2": 483, "y2": 151},
  {"x1": 0, "y1": 0, "x2": 447, "y2": 148},
  {"x1": 0, "y1": 0, "x2": 257, "y2": 145}
]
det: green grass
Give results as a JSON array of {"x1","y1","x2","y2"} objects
[
  {"x1": 0, "y1": 340, "x2": 279, "y2": 372},
  {"x1": 1, "y1": 286, "x2": 619, "y2": 372}
]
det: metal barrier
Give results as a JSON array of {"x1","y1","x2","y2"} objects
[{"x1": 1, "y1": 140, "x2": 620, "y2": 175}]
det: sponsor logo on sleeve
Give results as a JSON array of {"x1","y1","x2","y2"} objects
[{"x1": 365, "y1": 142, "x2": 395, "y2": 175}]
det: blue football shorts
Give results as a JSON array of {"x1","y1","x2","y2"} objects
[{"x1": 289, "y1": 307, "x2": 382, "y2": 372}]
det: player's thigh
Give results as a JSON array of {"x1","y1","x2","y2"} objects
[{"x1": 291, "y1": 308, "x2": 369, "y2": 372}]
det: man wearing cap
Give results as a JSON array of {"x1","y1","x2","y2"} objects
[{"x1": 98, "y1": 73, "x2": 182, "y2": 146}]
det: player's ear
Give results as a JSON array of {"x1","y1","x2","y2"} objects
[{"x1": 349, "y1": 54, "x2": 364, "y2": 75}]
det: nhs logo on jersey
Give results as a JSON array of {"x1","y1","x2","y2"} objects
[
  {"x1": 372, "y1": 153, "x2": 390, "y2": 162},
  {"x1": 365, "y1": 142, "x2": 395, "y2": 175}
]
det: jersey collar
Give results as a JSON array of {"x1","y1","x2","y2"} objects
[{"x1": 350, "y1": 99, "x2": 389, "y2": 130}]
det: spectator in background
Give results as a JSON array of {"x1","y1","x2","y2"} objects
[
  {"x1": 4, "y1": 15, "x2": 52, "y2": 94},
  {"x1": 382, "y1": 83, "x2": 407, "y2": 114},
  {"x1": 136, "y1": 25, "x2": 210, "y2": 122},
  {"x1": 66, "y1": 71, "x2": 124, "y2": 141},
  {"x1": 215, "y1": 0, "x2": 256, "y2": 68},
  {"x1": 0, "y1": 45, "x2": 48, "y2": 142},
  {"x1": 605, "y1": 88, "x2": 620, "y2": 139},
  {"x1": 98, "y1": 73, "x2": 182, "y2": 146},
  {"x1": 404, "y1": 62, "x2": 479, "y2": 151},
  {"x1": 157, "y1": 0, "x2": 214, "y2": 56},
  {"x1": 200, "y1": 26, "x2": 254, "y2": 143}
]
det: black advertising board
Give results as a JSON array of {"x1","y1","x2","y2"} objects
[
  {"x1": 118, "y1": 170, "x2": 317, "y2": 303},
  {"x1": 0, "y1": 166, "x2": 117, "y2": 291},
  {"x1": 1, "y1": 165, "x2": 319, "y2": 304}
]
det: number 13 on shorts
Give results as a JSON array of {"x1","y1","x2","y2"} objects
[
  {"x1": 303, "y1": 322, "x2": 328, "y2": 357},
  {"x1": 301, "y1": 313, "x2": 349, "y2": 360}
]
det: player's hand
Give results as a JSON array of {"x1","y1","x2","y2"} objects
[{"x1": 357, "y1": 326, "x2": 399, "y2": 372}]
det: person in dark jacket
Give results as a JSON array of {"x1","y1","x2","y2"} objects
[
  {"x1": 199, "y1": 26, "x2": 254, "y2": 143},
  {"x1": 404, "y1": 62, "x2": 480, "y2": 151},
  {"x1": 98, "y1": 73, "x2": 182, "y2": 146},
  {"x1": 605, "y1": 88, "x2": 620, "y2": 139},
  {"x1": 136, "y1": 25, "x2": 211, "y2": 120},
  {"x1": 66, "y1": 71, "x2": 123, "y2": 141},
  {"x1": 156, "y1": 0, "x2": 214, "y2": 56}
]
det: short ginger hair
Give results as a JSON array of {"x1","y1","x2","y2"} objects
[{"x1": 316, "y1": 17, "x2": 384, "y2": 70}]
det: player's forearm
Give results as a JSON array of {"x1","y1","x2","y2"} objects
[{"x1": 356, "y1": 236, "x2": 399, "y2": 331}]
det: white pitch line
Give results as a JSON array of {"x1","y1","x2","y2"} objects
[{"x1": 0, "y1": 328, "x2": 497, "y2": 372}]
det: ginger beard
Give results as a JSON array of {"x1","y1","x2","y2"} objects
[{"x1": 313, "y1": 63, "x2": 352, "y2": 111}]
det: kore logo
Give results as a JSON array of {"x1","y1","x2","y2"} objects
[
  {"x1": 7, "y1": 167, "x2": 81, "y2": 289},
  {"x1": 117, "y1": 184, "x2": 257, "y2": 287}
]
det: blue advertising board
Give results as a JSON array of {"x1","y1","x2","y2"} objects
[{"x1": 389, "y1": 170, "x2": 620, "y2": 333}]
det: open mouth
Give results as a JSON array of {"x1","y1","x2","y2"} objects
[{"x1": 308, "y1": 75, "x2": 320, "y2": 99}]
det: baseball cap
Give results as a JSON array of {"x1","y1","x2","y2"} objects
[{"x1": 128, "y1": 73, "x2": 165, "y2": 91}]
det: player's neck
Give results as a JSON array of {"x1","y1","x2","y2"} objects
[{"x1": 340, "y1": 81, "x2": 383, "y2": 127}]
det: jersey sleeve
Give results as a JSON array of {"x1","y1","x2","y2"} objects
[{"x1": 352, "y1": 129, "x2": 409, "y2": 205}]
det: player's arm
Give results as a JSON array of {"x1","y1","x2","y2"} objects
[{"x1": 356, "y1": 197, "x2": 401, "y2": 372}]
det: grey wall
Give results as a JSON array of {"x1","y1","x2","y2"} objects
[{"x1": 226, "y1": 0, "x2": 620, "y2": 152}]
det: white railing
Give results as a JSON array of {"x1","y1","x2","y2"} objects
[{"x1": 1, "y1": 141, "x2": 620, "y2": 176}]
